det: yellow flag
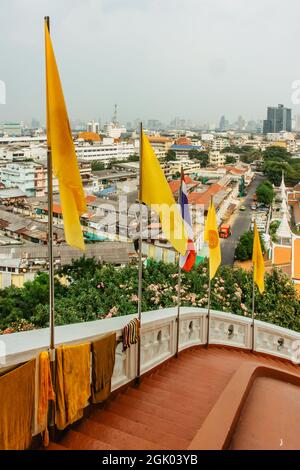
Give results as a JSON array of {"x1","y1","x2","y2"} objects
[
  {"x1": 140, "y1": 132, "x2": 187, "y2": 255},
  {"x1": 252, "y1": 222, "x2": 265, "y2": 294},
  {"x1": 204, "y1": 198, "x2": 221, "y2": 279},
  {"x1": 45, "y1": 21, "x2": 87, "y2": 250}
]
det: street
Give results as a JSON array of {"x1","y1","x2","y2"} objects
[{"x1": 221, "y1": 175, "x2": 264, "y2": 265}]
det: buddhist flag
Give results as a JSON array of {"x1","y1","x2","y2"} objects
[
  {"x1": 204, "y1": 198, "x2": 221, "y2": 279},
  {"x1": 45, "y1": 21, "x2": 87, "y2": 250},
  {"x1": 252, "y1": 222, "x2": 265, "y2": 294},
  {"x1": 140, "y1": 132, "x2": 187, "y2": 256}
]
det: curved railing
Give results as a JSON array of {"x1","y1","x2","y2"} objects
[{"x1": 1, "y1": 307, "x2": 300, "y2": 436}]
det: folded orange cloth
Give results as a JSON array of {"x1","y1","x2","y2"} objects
[{"x1": 0, "y1": 359, "x2": 36, "y2": 450}]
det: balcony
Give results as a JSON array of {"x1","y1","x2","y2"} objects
[{"x1": 1, "y1": 307, "x2": 300, "y2": 450}]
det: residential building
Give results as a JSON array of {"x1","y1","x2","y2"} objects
[
  {"x1": 0, "y1": 162, "x2": 47, "y2": 197},
  {"x1": 209, "y1": 151, "x2": 226, "y2": 166}
]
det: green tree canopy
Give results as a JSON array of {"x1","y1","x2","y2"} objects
[
  {"x1": 235, "y1": 230, "x2": 265, "y2": 261},
  {"x1": 256, "y1": 180, "x2": 275, "y2": 205}
]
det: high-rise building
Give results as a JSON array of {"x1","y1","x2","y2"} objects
[
  {"x1": 219, "y1": 115, "x2": 226, "y2": 131},
  {"x1": 263, "y1": 104, "x2": 292, "y2": 134}
]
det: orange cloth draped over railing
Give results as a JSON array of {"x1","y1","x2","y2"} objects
[
  {"x1": 55, "y1": 343, "x2": 91, "y2": 430},
  {"x1": 0, "y1": 359, "x2": 35, "y2": 450},
  {"x1": 91, "y1": 333, "x2": 116, "y2": 404},
  {"x1": 38, "y1": 351, "x2": 55, "y2": 446}
]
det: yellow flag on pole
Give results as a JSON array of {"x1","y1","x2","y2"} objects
[
  {"x1": 252, "y1": 222, "x2": 265, "y2": 294},
  {"x1": 204, "y1": 198, "x2": 221, "y2": 279},
  {"x1": 140, "y1": 131, "x2": 187, "y2": 256},
  {"x1": 45, "y1": 21, "x2": 87, "y2": 250}
]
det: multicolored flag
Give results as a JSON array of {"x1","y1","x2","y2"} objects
[
  {"x1": 252, "y1": 222, "x2": 265, "y2": 294},
  {"x1": 179, "y1": 170, "x2": 196, "y2": 271}
]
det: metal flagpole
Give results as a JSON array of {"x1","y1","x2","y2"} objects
[
  {"x1": 45, "y1": 15, "x2": 56, "y2": 426},
  {"x1": 136, "y1": 122, "x2": 143, "y2": 385},
  {"x1": 175, "y1": 167, "x2": 184, "y2": 358},
  {"x1": 251, "y1": 275, "x2": 255, "y2": 352},
  {"x1": 206, "y1": 196, "x2": 213, "y2": 347},
  {"x1": 206, "y1": 273, "x2": 211, "y2": 347},
  {"x1": 175, "y1": 264, "x2": 182, "y2": 358}
]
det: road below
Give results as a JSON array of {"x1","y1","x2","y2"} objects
[{"x1": 221, "y1": 175, "x2": 264, "y2": 265}]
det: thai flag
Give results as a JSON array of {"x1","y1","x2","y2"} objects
[{"x1": 179, "y1": 170, "x2": 196, "y2": 272}]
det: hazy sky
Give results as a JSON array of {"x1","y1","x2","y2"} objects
[{"x1": 1, "y1": 0, "x2": 300, "y2": 125}]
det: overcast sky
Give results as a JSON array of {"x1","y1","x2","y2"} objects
[{"x1": 0, "y1": 0, "x2": 300, "y2": 126}]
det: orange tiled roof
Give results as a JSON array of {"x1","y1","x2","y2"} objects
[
  {"x1": 188, "y1": 184, "x2": 222, "y2": 210},
  {"x1": 169, "y1": 177, "x2": 198, "y2": 194},
  {"x1": 78, "y1": 132, "x2": 101, "y2": 142},
  {"x1": 148, "y1": 136, "x2": 172, "y2": 143}
]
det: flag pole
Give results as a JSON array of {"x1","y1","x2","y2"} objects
[
  {"x1": 45, "y1": 15, "x2": 56, "y2": 425},
  {"x1": 175, "y1": 168, "x2": 184, "y2": 357},
  {"x1": 136, "y1": 122, "x2": 143, "y2": 385},
  {"x1": 251, "y1": 273, "x2": 255, "y2": 352},
  {"x1": 175, "y1": 264, "x2": 182, "y2": 358},
  {"x1": 206, "y1": 196, "x2": 213, "y2": 347}
]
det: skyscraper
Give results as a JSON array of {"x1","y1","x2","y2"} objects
[{"x1": 263, "y1": 104, "x2": 292, "y2": 134}]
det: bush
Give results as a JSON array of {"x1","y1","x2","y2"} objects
[{"x1": 0, "y1": 259, "x2": 299, "y2": 334}]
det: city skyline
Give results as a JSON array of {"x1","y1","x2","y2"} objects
[{"x1": 1, "y1": 0, "x2": 300, "y2": 123}]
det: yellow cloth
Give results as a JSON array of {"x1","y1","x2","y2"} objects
[
  {"x1": 55, "y1": 343, "x2": 91, "y2": 430},
  {"x1": 91, "y1": 333, "x2": 116, "y2": 404},
  {"x1": 38, "y1": 351, "x2": 55, "y2": 446},
  {"x1": 252, "y1": 222, "x2": 265, "y2": 294},
  {"x1": 0, "y1": 359, "x2": 35, "y2": 450},
  {"x1": 204, "y1": 198, "x2": 221, "y2": 279},
  {"x1": 45, "y1": 21, "x2": 87, "y2": 250},
  {"x1": 140, "y1": 131, "x2": 187, "y2": 255}
]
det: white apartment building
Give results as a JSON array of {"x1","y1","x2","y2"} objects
[
  {"x1": 0, "y1": 163, "x2": 46, "y2": 197},
  {"x1": 211, "y1": 138, "x2": 230, "y2": 151},
  {"x1": 75, "y1": 139, "x2": 138, "y2": 164},
  {"x1": 209, "y1": 151, "x2": 226, "y2": 166}
]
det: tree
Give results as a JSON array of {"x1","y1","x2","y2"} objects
[
  {"x1": 127, "y1": 154, "x2": 139, "y2": 162},
  {"x1": 235, "y1": 230, "x2": 265, "y2": 261},
  {"x1": 263, "y1": 160, "x2": 300, "y2": 186},
  {"x1": 256, "y1": 180, "x2": 275, "y2": 205},
  {"x1": 91, "y1": 161, "x2": 105, "y2": 171},
  {"x1": 1, "y1": 258, "x2": 300, "y2": 334},
  {"x1": 263, "y1": 146, "x2": 291, "y2": 163},
  {"x1": 164, "y1": 150, "x2": 176, "y2": 162},
  {"x1": 225, "y1": 155, "x2": 237, "y2": 164}
]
